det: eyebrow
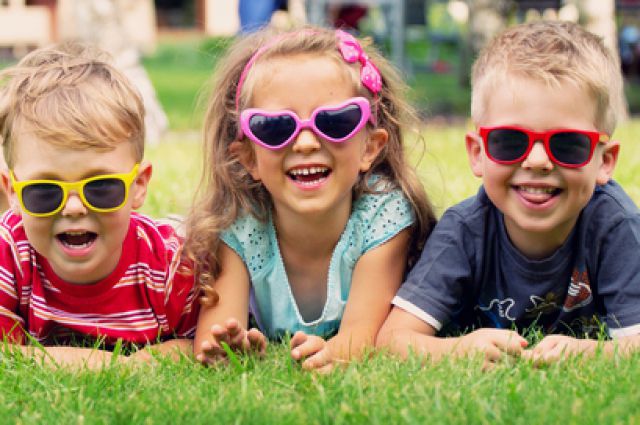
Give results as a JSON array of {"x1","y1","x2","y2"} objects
[{"x1": 14, "y1": 168, "x2": 126, "y2": 181}]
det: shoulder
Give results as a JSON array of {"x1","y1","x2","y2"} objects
[
  {"x1": 438, "y1": 186, "x2": 494, "y2": 235},
  {"x1": 0, "y1": 211, "x2": 33, "y2": 281},
  {"x1": 130, "y1": 212, "x2": 184, "y2": 257},
  {"x1": 220, "y1": 212, "x2": 272, "y2": 263},
  {"x1": 350, "y1": 179, "x2": 414, "y2": 251},
  {"x1": 582, "y1": 181, "x2": 640, "y2": 230},
  {"x1": 0, "y1": 210, "x2": 29, "y2": 252}
]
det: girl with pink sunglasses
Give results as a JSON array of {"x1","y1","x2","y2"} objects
[{"x1": 185, "y1": 26, "x2": 436, "y2": 371}]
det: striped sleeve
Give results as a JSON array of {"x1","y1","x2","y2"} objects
[
  {"x1": 0, "y1": 216, "x2": 25, "y2": 342},
  {"x1": 140, "y1": 216, "x2": 200, "y2": 338}
]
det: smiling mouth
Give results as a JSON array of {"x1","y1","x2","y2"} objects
[
  {"x1": 514, "y1": 185, "x2": 562, "y2": 204},
  {"x1": 57, "y1": 231, "x2": 98, "y2": 249},
  {"x1": 287, "y1": 166, "x2": 331, "y2": 185}
]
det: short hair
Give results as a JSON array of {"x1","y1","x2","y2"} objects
[
  {"x1": 471, "y1": 21, "x2": 625, "y2": 135},
  {"x1": 0, "y1": 42, "x2": 145, "y2": 168}
]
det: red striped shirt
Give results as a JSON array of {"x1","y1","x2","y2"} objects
[{"x1": 0, "y1": 211, "x2": 199, "y2": 346}]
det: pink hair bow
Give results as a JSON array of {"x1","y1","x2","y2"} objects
[{"x1": 336, "y1": 30, "x2": 382, "y2": 95}]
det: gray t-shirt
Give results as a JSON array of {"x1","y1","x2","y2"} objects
[{"x1": 394, "y1": 180, "x2": 640, "y2": 338}]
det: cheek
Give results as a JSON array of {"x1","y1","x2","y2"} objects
[{"x1": 22, "y1": 217, "x2": 52, "y2": 249}]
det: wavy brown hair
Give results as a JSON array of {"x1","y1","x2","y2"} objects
[{"x1": 185, "y1": 26, "x2": 437, "y2": 305}]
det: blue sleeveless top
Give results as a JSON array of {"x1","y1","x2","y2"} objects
[{"x1": 221, "y1": 187, "x2": 414, "y2": 339}]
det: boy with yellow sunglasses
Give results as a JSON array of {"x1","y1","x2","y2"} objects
[{"x1": 0, "y1": 43, "x2": 199, "y2": 368}]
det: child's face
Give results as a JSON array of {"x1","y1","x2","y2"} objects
[
  {"x1": 466, "y1": 76, "x2": 619, "y2": 258},
  {"x1": 236, "y1": 54, "x2": 387, "y2": 220},
  {"x1": 1, "y1": 130, "x2": 151, "y2": 284}
]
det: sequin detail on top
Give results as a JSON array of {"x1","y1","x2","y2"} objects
[{"x1": 221, "y1": 185, "x2": 414, "y2": 339}]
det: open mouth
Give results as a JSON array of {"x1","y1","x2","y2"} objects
[
  {"x1": 287, "y1": 166, "x2": 331, "y2": 186},
  {"x1": 514, "y1": 185, "x2": 562, "y2": 204},
  {"x1": 57, "y1": 231, "x2": 98, "y2": 249}
]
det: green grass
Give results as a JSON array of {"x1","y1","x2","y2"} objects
[{"x1": 3, "y1": 344, "x2": 640, "y2": 424}]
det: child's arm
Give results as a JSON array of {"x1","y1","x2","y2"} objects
[
  {"x1": 523, "y1": 333, "x2": 640, "y2": 365},
  {"x1": 7, "y1": 339, "x2": 192, "y2": 369},
  {"x1": 290, "y1": 229, "x2": 412, "y2": 371},
  {"x1": 377, "y1": 306, "x2": 527, "y2": 367},
  {"x1": 193, "y1": 243, "x2": 267, "y2": 365}
]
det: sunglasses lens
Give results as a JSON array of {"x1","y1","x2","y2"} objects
[
  {"x1": 315, "y1": 104, "x2": 363, "y2": 140},
  {"x1": 486, "y1": 128, "x2": 530, "y2": 162},
  {"x1": 21, "y1": 183, "x2": 64, "y2": 214},
  {"x1": 248, "y1": 114, "x2": 297, "y2": 147},
  {"x1": 548, "y1": 132, "x2": 592, "y2": 165},
  {"x1": 83, "y1": 178, "x2": 126, "y2": 209}
]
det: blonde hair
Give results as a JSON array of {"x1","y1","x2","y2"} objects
[
  {"x1": 471, "y1": 21, "x2": 624, "y2": 135},
  {"x1": 0, "y1": 42, "x2": 145, "y2": 168},
  {"x1": 185, "y1": 26, "x2": 436, "y2": 302}
]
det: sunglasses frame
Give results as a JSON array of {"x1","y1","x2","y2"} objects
[
  {"x1": 10, "y1": 164, "x2": 140, "y2": 217},
  {"x1": 239, "y1": 96, "x2": 374, "y2": 150},
  {"x1": 478, "y1": 126, "x2": 609, "y2": 169}
]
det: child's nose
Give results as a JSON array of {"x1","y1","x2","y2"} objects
[
  {"x1": 291, "y1": 128, "x2": 321, "y2": 154},
  {"x1": 60, "y1": 192, "x2": 88, "y2": 217},
  {"x1": 521, "y1": 141, "x2": 554, "y2": 171}
]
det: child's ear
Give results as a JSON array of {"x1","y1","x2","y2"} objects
[
  {"x1": 229, "y1": 140, "x2": 260, "y2": 181},
  {"x1": 0, "y1": 170, "x2": 20, "y2": 214},
  {"x1": 465, "y1": 131, "x2": 484, "y2": 178},
  {"x1": 131, "y1": 161, "x2": 152, "y2": 210},
  {"x1": 359, "y1": 128, "x2": 388, "y2": 172},
  {"x1": 596, "y1": 140, "x2": 620, "y2": 185}
]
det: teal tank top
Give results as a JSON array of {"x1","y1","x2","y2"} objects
[{"x1": 221, "y1": 186, "x2": 414, "y2": 339}]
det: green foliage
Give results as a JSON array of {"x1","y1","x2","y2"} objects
[{"x1": 2, "y1": 344, "x2": 640, "y2": 424}]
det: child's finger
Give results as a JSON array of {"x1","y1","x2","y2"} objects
[
  {"x1": 492, "y1": 330, "x2": 527, "y2": 356},
  {"x1": 224, "y1": 318, "x2": 243, "y2": 338},
  {"x1": 247, "y1": 328, "x2": 267, "y2": 354},
  {"x1": 290, "y1": 331, "x2": 308, "y2": 350},
  {"x1": 198, "y1": 340, "x2": 226, "y2": 364},
  {"x1": 291, "y1": 334, "x2": 325, "y2": 361},
  {"x1": 301, "y1": 347, "x2": 331, "y2": 370},
  {"x1": 210, "y1": 324, "x2": 232, "y2": 344}
]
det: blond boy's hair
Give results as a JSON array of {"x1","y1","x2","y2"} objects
[
  {"x1": 471, "y1": 21, "x2": 625, "y2": 135},
  {"x1": 0, "y1": 42, "x2": 145, "y2": 168}
]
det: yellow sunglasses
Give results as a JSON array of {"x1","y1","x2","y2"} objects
[{"x1": 10, "y1": 164, "x2": 140, "y2": 217}]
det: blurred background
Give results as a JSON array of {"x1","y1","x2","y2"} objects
[
  {"x1": 1, "y1": 0, "x2": 638, "y2": 138},
  {"x1": 3, "y1": 0, "x2": 640, "y2": 217}
]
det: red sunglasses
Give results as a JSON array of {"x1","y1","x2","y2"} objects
[{"x1": 479, "y1": 126, "x2": 610, "y2": 168}]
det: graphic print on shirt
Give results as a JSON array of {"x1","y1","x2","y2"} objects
[
  {"x1": 524, "y1": 293, "x2": 561, "y2": 318},
  {"x1": 477, "y1": 298, "x2": 516, "y2": 326},
  {"x1": 563, "y1": 269, "x2": 593, "y2": 312}
]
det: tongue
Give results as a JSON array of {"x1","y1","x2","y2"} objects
[
  {"x1": 519, "y1": 189, "x2": 554, "y2": 204},
  {"x1": 59, "y1": 232, "x2": 96, "y2": 246}
]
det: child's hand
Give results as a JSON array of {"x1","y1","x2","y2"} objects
[
  {"x1": 458, "y1": 328, "x2": 528, "y2": 369},
  {"x1": 522, "y1": 334, "x2": 596, "y2": 366},
  {"x1": 290, "y1": 331, "x2": 333, "y2": 373},
  {"x1": 196, "y1": 318, "x2": 267, "y2": 366}
]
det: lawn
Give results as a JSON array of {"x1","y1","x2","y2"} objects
[{"x1": 3, "y1": 36, "x2": 640, "y2": 424}]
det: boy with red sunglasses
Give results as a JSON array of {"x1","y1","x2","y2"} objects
[
  {"x1": 0, "y1": 43, "x2": 199, "y2": 368},
  {"x1": 378, "y1": 21, "x2": 640, "y2": 367}
]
